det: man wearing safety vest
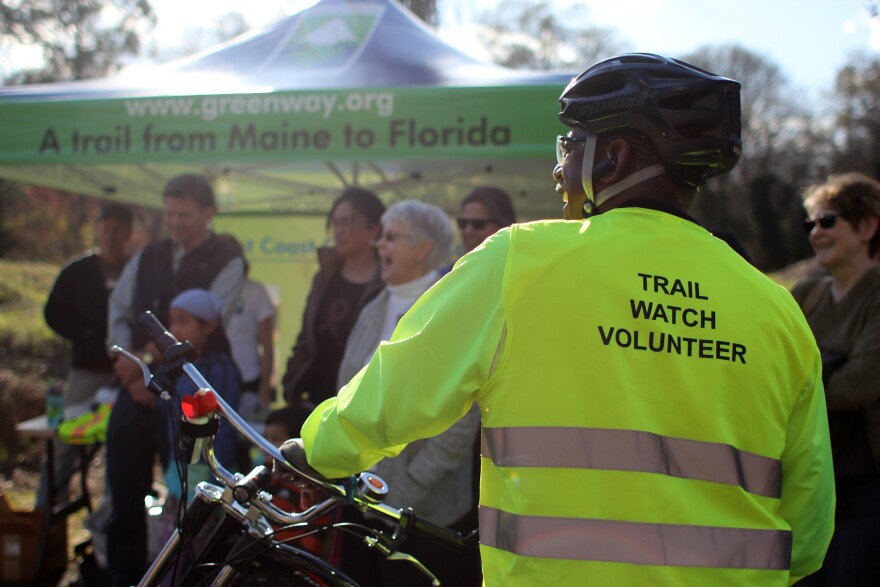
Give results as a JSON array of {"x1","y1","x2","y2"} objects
[{"x1": 295, "y1": 54, "x2": 835, "y2": 585}]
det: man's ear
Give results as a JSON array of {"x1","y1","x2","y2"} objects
[{"x1": 598, "y1": 139, "x2": 631, "y2": 185}]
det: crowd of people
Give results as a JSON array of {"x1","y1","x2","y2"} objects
[
  {"x1": 35, "y1": 52, "x2": 880, "y2": 586},
  {"x1": 39, "y1": 170, "x2": 515, "y2": 585}
]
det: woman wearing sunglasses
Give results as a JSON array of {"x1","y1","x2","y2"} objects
[
  {"x1": 792, "y1": 172, "x2": 880, "y2": 587},
  {"x1": 457, "y1": 186, "x2": 517, "y2": 253}
]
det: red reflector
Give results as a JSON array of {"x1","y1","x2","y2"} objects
[
  {"x1": 181, "y1": 395, "x2": 198, "y2": 418},
  {"x1": 180, "y1": 390, "x2": 218, "y2": 419}
]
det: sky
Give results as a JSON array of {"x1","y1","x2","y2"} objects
[{"x1": 3, "y1": 0, "x2": 879, "y2": 103}]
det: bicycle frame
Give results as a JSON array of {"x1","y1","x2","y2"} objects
[{"x1": 117, "y1": 312, "x2": 471, "y2": 587}]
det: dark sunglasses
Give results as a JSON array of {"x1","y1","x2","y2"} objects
[
  {"x1": 457, "y1": 218, "x2": 493, "y2": 230},
  {"x1": 803, "y1": 213, "x2": 838, "y2": 233}
]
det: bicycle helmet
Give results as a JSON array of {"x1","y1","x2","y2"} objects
[{"x1": 559, "y1": 53, "x2": 742, "y2": 188}]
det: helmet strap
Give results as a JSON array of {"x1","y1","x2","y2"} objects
[
  {"x1": 594, "y1": 163, "x2": 666, "y2": 209},
  {"x1": 579, "y1": 134, "x2": 599, "y2": 215},
  {"x1": 579, "y1": 132, "x2": 666, "y2": 216}
]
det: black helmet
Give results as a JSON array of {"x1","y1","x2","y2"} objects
[{"x1": 559, "y1": 53, "x2": 742, "y2": 187}]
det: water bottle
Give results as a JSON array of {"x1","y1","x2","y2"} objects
[{"x1": 46, "y1": 380, "x2": 65, "y2": 428}]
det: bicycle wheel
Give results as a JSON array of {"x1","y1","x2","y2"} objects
[{"x1": 228, "y1": 543, "x2": 359, "y2": 587}]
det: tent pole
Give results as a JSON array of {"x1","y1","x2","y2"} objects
[{"x1": 325, "y1": 161, "x2": 350, "y2": 188}]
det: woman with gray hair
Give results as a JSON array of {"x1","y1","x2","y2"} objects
[
  {"x1": 337, "y1": 200, "x2": 453, "y2": 384},
  {"x1": 336, "y1": 199, "x2": 481, "y2": 585}
]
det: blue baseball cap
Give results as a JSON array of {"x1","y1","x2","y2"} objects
[{"x1": 170, "y1": 289, "x2": 221, "y2": 323}]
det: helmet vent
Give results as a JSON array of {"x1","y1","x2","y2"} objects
[
  {"x1": 573, "y1": 73, "x2": 627, "y2": 97},
  {"x1": 619, "y1": 54, "x2": 665, "y2": 65},
  {"x1": 675, "y1": 121, "x2": 723, "y2": 140},
  {"x1": 658, "y1": 90, "x2": 718, "y2": 111}
]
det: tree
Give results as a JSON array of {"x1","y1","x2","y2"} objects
[
  {"x1": 829, "y1": 55, "x2": 880, "y2": 179},
  {"x1": 165, "y1": 12, "x2": 251, "y2": 61},
  {"x1": 400, "y1": 0, "x2": 438, "y2": 27},
  {"x1": 478, "y1": 0, "x2": 626, "y2": 70},
  {"x1": 682, "y1": 45, "x2": 819, "y2": 180},
  {"x1": 0, "y1": 0, "x2": 155, "y2": 84},
  {"x1": 681, "y1": 45, "x2": 821, "y2": 270}
]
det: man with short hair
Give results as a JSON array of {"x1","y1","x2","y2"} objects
[
  {"x1": 293, "y1": 54, "x2": 835, "y2": 585},
  {"x1": 36, "y1": 204, "x2": 133, "y2": 509},
  {"x1": 105, "y1": 174, "x2": 244, "y2": 586}
]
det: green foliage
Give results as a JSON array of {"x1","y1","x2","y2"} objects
[
  {"x1": 0, "y1": 188, "x2": 98, "y2": 263},
  {"x1": 1, "y1": 0, "x2": 156, "y2": 83},
  {"x1": 0, "y1": 259, "x2": 66, "y2": 361},
  {"x1": 0, "y1": 259, "x2": 66, "y2": 473}
]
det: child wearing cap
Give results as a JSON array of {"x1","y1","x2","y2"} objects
[{"x1": 163, "y1": 288, "x2": 242, "y2": 504}]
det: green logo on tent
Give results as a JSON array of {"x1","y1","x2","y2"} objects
[{"x1": 275, "y1": 5, "x2": 385, "y2": 71}]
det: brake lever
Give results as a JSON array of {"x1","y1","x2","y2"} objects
[
  {"x1": 112, "y1": 345, "x2": 152, "y2": 388},
  {"x1": 363, "y1": 532, "x2": 441, "y2": 586},
  {"x1": 384, "y1": 550, "x2": 440, "y2": 586},
  {"x1": 111, "y1": 345, "x2": 170, "y2": 400}
]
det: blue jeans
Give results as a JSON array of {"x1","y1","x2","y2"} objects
[{"x1": 105, "y1": 388, "x2": 168, "y2": 587}]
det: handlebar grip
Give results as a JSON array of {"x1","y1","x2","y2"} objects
[
  {"x1": 233, "y1": 465, "x2": 272, "y2": 504},
  {"x1": 402, "y1": 508, "x2": 469, "y2": 550},
  {"x1": 138, "y1": 311, "x2": 180, "y2": 355}
]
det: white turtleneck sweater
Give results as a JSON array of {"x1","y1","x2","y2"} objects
[{"x1": 336, "y1": 269, "x2": 440, "y2": 388}]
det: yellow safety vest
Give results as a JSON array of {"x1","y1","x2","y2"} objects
[
  {"x1": 303, "y1": 207, "x2": 834, "y2": 587},
  {"x1": 478, "y1": 209, "x2": 832, "y2": 585}
]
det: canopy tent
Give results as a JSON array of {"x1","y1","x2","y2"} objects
[{"x1": 0, "y1": 0, "x2": 574, "y2": 218}]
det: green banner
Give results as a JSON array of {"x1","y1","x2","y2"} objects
[
  {"x1": 0, "y1": 85, "x2": 561, "y2": 165},
  {"x1": 214, "y1": 213, "x2": 332, "y2": 398}
]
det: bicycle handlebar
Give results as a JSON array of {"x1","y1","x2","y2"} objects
[
  {"x1": 137, "y1": 312, "x2": 178, "y2": 356},
  {"x1": 115, "y1": 311, "x2": 473, "y2": 555}
]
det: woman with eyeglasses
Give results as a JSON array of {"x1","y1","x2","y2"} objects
[
  {"x1": 335, "y1": 200, "x2": 482, "y2": 587},
  {"x1": 280, "y1": 188, "x2": 385, "y2": 408},
  {"x1": 457, "y1": 186, "x2": 517, "y2": 253},
  {"x1": 792, "y1": 172, "x2": 880, "y2": 587}
]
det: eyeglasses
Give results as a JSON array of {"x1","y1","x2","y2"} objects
[
  {"x1": 803, "y1": 213, "x2": 838, "y2": 233},
  {"x1": 457, "y1": 218, "x2": 493, "y2": 230},
  {"x1": 375, "y1": 231, "x2": 412, "y2": 244},
  {"x1": 330, "y1": 216, "x2": 363, "y2": 231},
  {"x1": 556, "y1": 135, "x2": 588, "y2": 165}
]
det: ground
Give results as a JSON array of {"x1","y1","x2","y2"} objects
[
  {"x1": 0, "y1": 259, "x2": 96, "y2": 585},
  {"x1": 2, "y1": 457, "x2": 101, "y2": 586}
]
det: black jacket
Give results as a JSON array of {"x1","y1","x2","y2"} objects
[
  {"x1": 281, "y1": 247, "x2": 383, "y2": 405},
  {"x1": 44, "y1": 251, "x2": 121, "y2": 371},
  {"x1": 131, "y1": 234, "x2": 239, "y2": 350}
]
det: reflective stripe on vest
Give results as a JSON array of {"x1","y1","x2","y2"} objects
[
  {"x1": 481, "y1": 426, "x2": 782, "y2": 498},
  {"x1": 480, "y1": 506, "x2": 792, "y2": 570}
]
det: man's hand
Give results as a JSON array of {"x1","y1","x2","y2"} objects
[
  {"x1": 280, "y1": 438, "x2": 337, "y2": 485},
  {"x1": 114, "y1": 354, "x2": 143, "y2": 388},
  {"x1": 113, "y1": 347, "x2": 159, "y2": 409},
  {"x1": 128, "y1": 378, "x2": 156, "y2": 409}
]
